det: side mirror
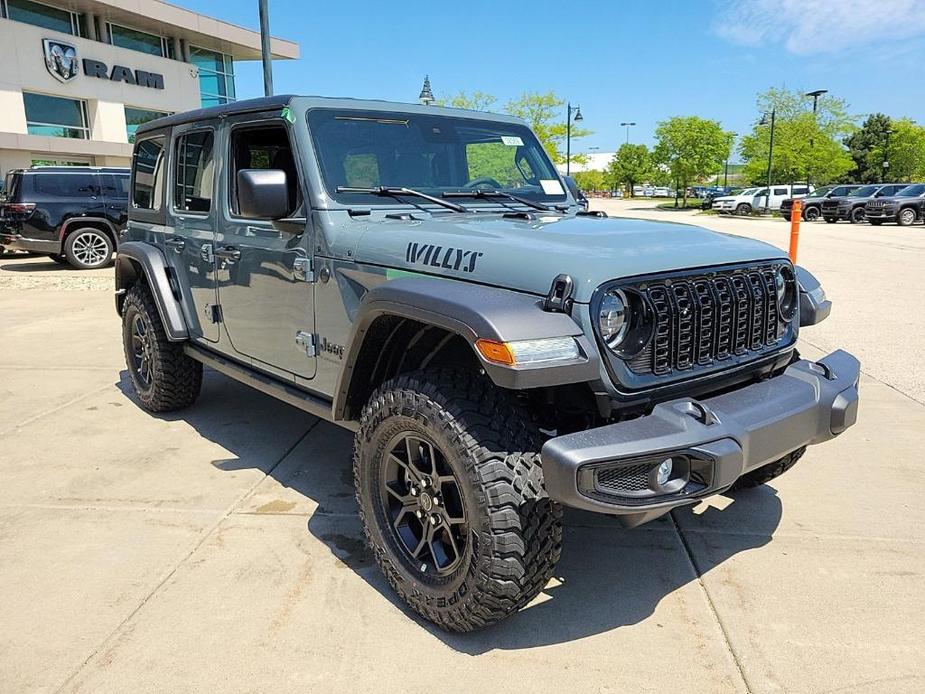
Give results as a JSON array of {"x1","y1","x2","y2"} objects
[{"x1": 236, "y1": 169, "x2": 289, "y2": 219}]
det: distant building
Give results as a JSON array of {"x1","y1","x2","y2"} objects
[
  {"x1": 0, "y1": 0, "x2": 299, "y2": 174},
  {"x1": 557, "y1": 151, "x2": 614, "y2": 175}
]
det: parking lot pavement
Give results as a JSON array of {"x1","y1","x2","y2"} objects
[{"x1": 2, "y1": 237, "x2": 924, "y2": 693}]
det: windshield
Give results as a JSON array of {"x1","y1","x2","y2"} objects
[
  {"x1": 738, "y1": 188, "x2": 759, "y2": 196},
  {"x1": 897, "y1": 184, "x2": 925, "y2": 197},
  {"x1": 850, "y1": 185, "x2": 879, "y2": 197},
  {"x1": 307, "y1": 109, "x2": 567, "y2": 206}
]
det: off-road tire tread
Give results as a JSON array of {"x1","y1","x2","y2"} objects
[
  {"x1": 122, "y1": 283, "x2": 201, "y2": 412},
  {"x1": 731, "y1": 446, "x2": 806, "y2": 490},
  {"x1": 354, "y1": 369, "x2": 562, "y2": 632}
]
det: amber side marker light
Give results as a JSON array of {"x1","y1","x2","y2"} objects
[{"x1": 475, "y1": 339, "x2": 515, "y2": 366}]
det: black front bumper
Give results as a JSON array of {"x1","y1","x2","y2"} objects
[{"x1": 542, "y1": 350, "x2": 860, "y2": 526}]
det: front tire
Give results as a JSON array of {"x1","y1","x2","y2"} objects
[
  {"x1": 354, "y1": 370, "x2": 562, "y2": 632},
  {"x1": 735, "y1": 203, "x2": 752, "y2": 216},
  {"x1": 804, "y1": 205, "x2": 820, "y2": 221},
  {"x1": 850, "y1": 207, "x2": 866, "y2": 224},
  {"x1": 64, "y1": 227, "x2": 113, "y2": 270},
  {"x1": 121, "y1": 284, "x2": 202, "y2": 412},
  {"x1": 897, "y1": 208, "x2": 917, "y2": 226}
]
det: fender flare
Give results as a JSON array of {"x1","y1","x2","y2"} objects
[
  {"x1": 115, "y1": 241, "x2": 189, "y2": 341},
  {"x1": 60, "y1": 216, "x2": 119, "y2": 241},
  {"x1": 796, "y1": 266, "x2": 831, "y2": 327},
  {"x1": 332, "y1": 277, "x2": 600, "y2": 420}
]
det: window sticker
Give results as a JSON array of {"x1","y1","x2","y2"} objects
[
  {"x1": 280, "y1": 106, "x2": 295, "y2": 123},
  {"x1": 501, "y1": 135, "x2": 523, "y2": 146},
  {"x1": 540, "y1": 179, "x2": 564, "y2": 195}
]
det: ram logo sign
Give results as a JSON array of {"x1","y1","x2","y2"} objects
[
  {"x1": 43, "y1": 39, "x2": 79, "y2": 83},
  {"x1": 41, "y1": 39, "x2": 165, "y2": 90}
]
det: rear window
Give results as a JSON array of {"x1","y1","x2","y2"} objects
[
  {"x1": 132, "y1": 136, "x2": 166, "y2": 210},
  {"x1": 32, "y1": 173, "x2": 98, "y2": 197}
]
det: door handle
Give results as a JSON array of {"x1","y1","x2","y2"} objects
[
  {"x1": 216, "y1": 245, "x2": 241, "y2": 265},
  {"x1": 164, "y1": 237, "x2": 185, "y2": 253}
]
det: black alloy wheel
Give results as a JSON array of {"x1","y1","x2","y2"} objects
[
  {"x1": 804, "y1": 205, "x2": 820, "y2": 221},
  {"x1": 379, "y1": 434, "x2": 468, "y2": 577},
  {"x1": 129, "y1": 313, "x2": 154, "y2": 392}
]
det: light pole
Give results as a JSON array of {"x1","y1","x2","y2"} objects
[
  {"x1": 805, "y1": 89, "x2": 827, "y2": 186},
  {"x1": 620, "y1": 121, "x2": 636, "y2": 145},
  {"x1": 724, "y1": 132, "x2": 737, "y2": 189},
  {"x1": 258, "y1": 0, "x2": 273, "y2": 96},
  {"x1": 566, "y1": 102, "x2": 583, "y2": 176},
  {"x1": 883, "y1": 128, "x2": 893, "y2": 176},
  {"x1": 759, "y1": 109, "x2": 776, "y2": 213}
]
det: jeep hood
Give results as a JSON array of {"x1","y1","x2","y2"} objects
[{"x1": 355, "y1": 213, "x2": 787, "y2": 303}]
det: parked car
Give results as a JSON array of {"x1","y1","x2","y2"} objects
[
  {"x1": 563, "y1": 175, "x2": 589, "y2": 211},
  {"x1": 116, "y1": 95, "x2": 858, "y2": 632},
  {"x1": 821, "y1": 183, "x2": 910, "y2": 224},
  {"x1": 864, "y1": 183, "x2": 925, "y2": 225},
  {"x1": 713, "y1": 184, "x2": 813, "y2": 215},
  {"x1": 701, "y1": 187, "x2": 736, "y2": 210},
  {"x1": 652, "y1": 186, "x2": 671, "y2": 197},
  {"x1": 0, "y1": 166, "x2": 128, "y2": 269},
  {"x1": 779, "y1": 184, "x2": 860, "y2": 221}
]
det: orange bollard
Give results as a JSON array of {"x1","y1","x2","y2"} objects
[{"x1": 789, "y1": 199, "x2": 802, "y2": 264}]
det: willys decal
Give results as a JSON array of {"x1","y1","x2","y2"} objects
[{"x1": 405, "y1": 242, "x2": 484, "y2": 273}]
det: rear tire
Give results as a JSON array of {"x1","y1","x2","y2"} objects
[
  {"x1": 849, "y1": 207, "x2": 866, "y2": 224},
  {"x1": 121, "y1": 284, "x2": 202, "y2": 412},
  {"x1": 354, "y1": 369, "x2": 562, "y2": 632},
  {"x1": 735, "y1": 203, "x2": 752, "y2": 216},
  {"x1": 731, "y1": 447, "x2": 806, "y2": 490},
  {"x1": 64, "y1": 227, "x2": 113, "y2": 270}
]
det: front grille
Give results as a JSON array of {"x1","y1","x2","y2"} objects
[
  {"x1": 626, "y1": 264, "x2": 787, "y2": 376},
  {"x1": 596, "y1": 463, "x2": 654, "y2": 493},
  {"x1": 821, "y1": 200, "x2": 840, "y2": 213}
]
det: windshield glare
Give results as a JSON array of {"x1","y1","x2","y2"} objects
[
  {"x1": 851, "y1": 186, "x2": 879, "y2": 197},
  {"x1": 897, "y1": 184, "x2": 925, "y2": 197},
  {"x1": 307, "y1": 109, "x2": 567, "y2": 205},
  {"x1": 739, "y1": 188, "x2": 759, "y2": 195}
]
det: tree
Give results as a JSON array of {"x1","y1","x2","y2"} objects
[
  {"x1": 505, "y1": 91, "x2": 591, "y2": 166},
  {"x1": 844, "y1": 113, "x2": 892, "y2": 183},
  {"x1": 875, "y1": 118, "x2": 925, "y2": 182},
  {"x1": 739, "y1": 87, "x2": 855, "y2": 185},
  {"x1": 573, "y1": 170, "x2": 606, "y2": 192},
  {"x1": 653, "y1": 116, "x2": 733, "y2": 206},
  {"x1": 437, "y1": 91, "x2": 497, "y2": 112},
  {"x1": 606, "y1": 144, "x2": 653, "y2": 197}
]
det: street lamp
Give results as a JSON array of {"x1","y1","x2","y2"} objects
[
  {"x1": 258, "y1": 0, "x2": 273, "y2": 96},
  {"x1": 724, "y1": 132, "x2": 737, "y2": 189},
  {"x1": 759, "y1": 109, "x2": 776, "y2": 213},
  {"x1": 566, "y1": 102, "x2": 583, "y2": 175},
  {"x1": 805, "y1": 89, "x2": 827, "y2": 186},
  {"x1": 883, "y1": 128, "x2": 894, "y2": 174},
  {"x1": 620, "y1": 121, "x2": 636, "y2": 145}
]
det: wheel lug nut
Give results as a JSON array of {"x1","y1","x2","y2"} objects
[
  {"x1": 410, "y1": 487, "x2": 418, "y2": 496},
  {"x1": 415, "y1": 510, "x2": 423, "y2": 519},
  {"x1": 429, "y1": 514, "x2": 439, "y2": 526},
  {"x1": 433, "y1": 496, "x2": 441, "y2": 506}
]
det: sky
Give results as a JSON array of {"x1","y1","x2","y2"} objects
[{"x1": 180, "y1": 0, "x2": 925, "y2": 158}]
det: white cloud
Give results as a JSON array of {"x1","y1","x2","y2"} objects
[{"x1": 713, "y1": 0, "x2": 925, "y2": 55}]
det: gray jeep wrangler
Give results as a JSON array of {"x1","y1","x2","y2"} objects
[{"x1": 115, "y1": 95, "x2": 860, "y2": 632}]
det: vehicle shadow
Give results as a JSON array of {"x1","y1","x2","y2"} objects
[
  {"x1": 116, "y1": 368, "x2": 783, "y2": 653},
  {"x1": 0, "y1": 259, "x2": 72, "y2": 272}
]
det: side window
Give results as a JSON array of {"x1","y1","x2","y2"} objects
[
  {"x1": 101, "y1": 174, "x2": 129, "y2": 199},
  {"x1": 229, "y1": 123, "x2": 299, "y2": 216},
  {"x1": 773, "y1": 187, "x2": 788, "y2": 196},
  {"x1": 174, "y1": 130, "x2": 214, "y2": 213},
  {"x1": 34, "y1": 173, "x2": 97, "y2": 197},
  {"x1": 792, "y1": 186, "x2": 808, "y2": 195},
  {"x1": 132, "y1": 136, "x2": 166, "y2": 210},
  {"x1": 755, "y1": 188, "x2": 768, "y2": 197}
]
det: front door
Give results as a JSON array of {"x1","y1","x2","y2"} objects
[
  {"x1": 164, "y1": 122, "x2": 220, "y2": 342},
  {"x1": 214, "y1": 113, "x2": 315, "y2": 379}
]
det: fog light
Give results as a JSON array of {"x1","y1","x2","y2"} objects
[{"x1": 656, "y1": 459, "x2": 673, "y2": 486}]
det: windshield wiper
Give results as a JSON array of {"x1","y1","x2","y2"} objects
[
  {"x1": 335, "y1": 186, "x2": 469, "y2": 213},
  {"x1": 443, "y1": 189, "x2": 557, "y2": 212}
]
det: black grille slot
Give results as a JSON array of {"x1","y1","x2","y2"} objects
[
  {"x1": 596, "y1": 463, "x2": 654, "y2": 494},
  {"x1": 628, "y1": 264, "x2": 786, "y2": 376}
]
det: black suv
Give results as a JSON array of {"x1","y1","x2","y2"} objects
[
  {"x1": 0, "y1": 167, "x2": 129, "y2": 269},
  {"x1": 865, "y1": 183, "x2": 925, "y2": 226},
  {"x1": 779, "y1": 184, "x2": 860, "y2": 221},
  {"x1": 821, "y1": 183, "x2": 908, "y2": 224}
]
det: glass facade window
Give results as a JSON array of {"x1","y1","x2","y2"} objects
[
  {"x1": 108, "y1": 23, "x2": 173, "y2": 58},
  {"x1": 3, "y1": 0, "x2": 84, "y2": 36},
  {"x1": 190, "y1": 46, "x2": 235, "y2": 107},
  {"x1": 23, "y1": 92, "x2": 89, "y2": 140},
  {"x1": 125, "y1": 107, "x2": 169, "y2": 144}
]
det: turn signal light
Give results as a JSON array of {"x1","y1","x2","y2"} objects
[
  {"x1": 475, "y1": 339, "x2": 515, "y2": 366},
  {"x1": 475, "y1": 337, "x2": 581, "y2": 366}
]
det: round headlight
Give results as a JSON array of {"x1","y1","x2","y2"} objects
[
  {"x1": 599, "y1": 290, "x2": 629, "y2": 348},
  {"x1": 775, "y1": 266, "x2": 798, "y2": 320}
]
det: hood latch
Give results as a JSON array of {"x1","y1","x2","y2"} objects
[{"x1": 544, "y1": 274, "x2": 575, "y2": 313}]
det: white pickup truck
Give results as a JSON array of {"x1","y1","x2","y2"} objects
[{"x1": 713, "y1": 184, "x2": 813, "y2": 215}]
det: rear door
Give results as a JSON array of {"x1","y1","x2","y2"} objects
[
  {"x1": 100, "y1": 172, "x2": 129, "y2": 234},
  {"x1": 214, "y1": 112, "x2": 315, "y2": 379},
  {"x1": 164, "y1": 121, "x2": 220, "y2": 342}
]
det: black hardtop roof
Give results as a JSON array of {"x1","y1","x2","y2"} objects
[
  {"x1": 136, "y1": 95, "x2": 296, "y2": 135},
  {"x1": 9, "y1": 166, "x2": 129, "y2": 175}
]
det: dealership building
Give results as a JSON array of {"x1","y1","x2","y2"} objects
[{"x1": 0, "y1": 0, "x2": 298, "y2": 175}]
